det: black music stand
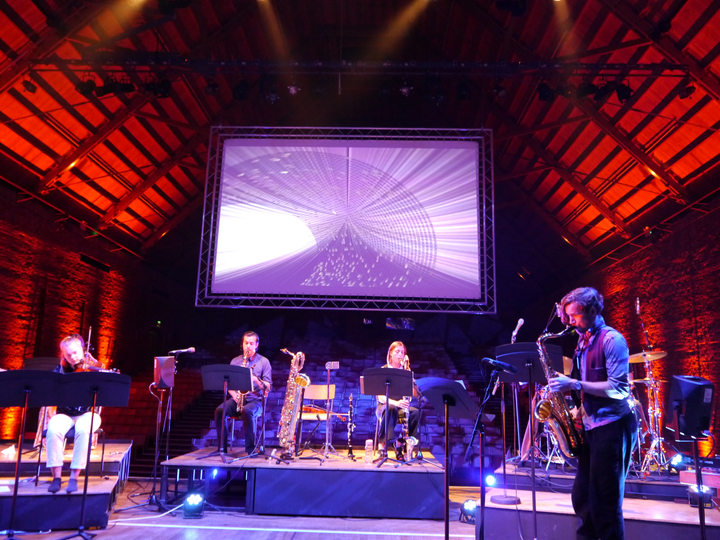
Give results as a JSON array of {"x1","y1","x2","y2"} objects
[
  {"x1": 0, "y1": 370, "x2": 57, "y2": 540},
  {"x1": 56, "y1": 372, "x2": 131, "y2": 540},
  {"x1": 198, "y1": 364, "x2": 251, "y2": 463},
  {"x1": 493, "y1": 341, "x2": 563, "y2": 540},
  {"x1": 360, "y1": 367, "x2": 413, "y2": 467},
  {"x1": 416, "y1": 377, "x2": 478, "y2": 540}
]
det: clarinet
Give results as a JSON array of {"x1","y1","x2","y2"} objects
[{"x1": 347, "y1": 393, "x2": 356, "y2": 461}]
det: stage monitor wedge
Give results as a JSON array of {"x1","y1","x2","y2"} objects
[{"x1": 195, "y1": 127, "x2": 495, "y2": 313}]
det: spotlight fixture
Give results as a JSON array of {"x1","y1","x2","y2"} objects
[
  {"x1": 204, "y1": 81, "x2": 219, "y2": 95},
  {"x1": 22, "y1": 80, "x2": 37, "y2": 94},
  {"x1": 576, "y1": 80, "x2": 598, "y2": 99},
  {"x1": 145, "y1": 79, "x2": 171, "y2": 98},
  {"x1": 399, "y1": 80, "x2": 413, "y2": 97},
  {"x1": 688, "y1": 484, "x2": 712, "y2": 509},
  {"x1": 485, "y1": 474, "x2": 496, "y2": 487},
  {"x1": 459, "y1": 498, "x2": 477, "y2": 524},
  {"x1": 287, "y1": 83, "x2": 301, "y2": 96},
  {"x1": 493, "y1": 83, "x2": 507, "y2": 99},
  {"x1": 183, "y1": 492, "x2": 204, "y2": 519},
  {"x1": 615, "y1": 82, "x2": 633, "y2": 103},
  {"x1": 75, "y1": 80, "x2": 97, "y2": 97},
  {"x1": 593, "y1": 82, "x2": 615, "y2": 102},
  {"x1": 261, "y1": 75, "x2": 279, "y2": 104},
  {"x1": 537, "y1": 81, "x2": 554, "y2": 102},
  {"x1": 678, "y1": 78, "x2": 696, "y2": 100},
  {"x1": 233, "y1": 80, "x2": 249, "y2": 100},
  {"x1": 456, "y1": 80, "x2": 471, "y2": 100},
  {"x1": 95, "y1": 79, "x2": 116, "y2": 98}
]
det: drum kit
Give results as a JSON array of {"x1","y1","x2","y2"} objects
[{"x1": 628, "y1": 349, "x2": 669, "y2": 476}]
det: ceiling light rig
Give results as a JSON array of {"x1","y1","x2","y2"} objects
[
  {"x1": 22, "y1": 79, "x2": 37, "y2": 93},
  {"x1": 678, "y1": 76, "x2": 696, "y2": 100},
  {"x1": 615, "y1": 81, "x2": 633, "y2": 103}
]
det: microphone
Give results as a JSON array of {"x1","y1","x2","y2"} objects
[
  {"x1": 511, "y1": 318, "x2": 524, "y2": 343},
  {"x1": 636, "y1": 297, "x2": 640, "y2": 316},
  {"x1": 168, "y1": 347, "x2": 195, "y2": 355},
  {"x1": 482, "y1": 357, "x2": 518, "y2": 374}
]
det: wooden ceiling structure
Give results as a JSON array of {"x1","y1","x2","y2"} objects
[{"x1": 1, "y1": 0, "x2": 720, "y2": 270}]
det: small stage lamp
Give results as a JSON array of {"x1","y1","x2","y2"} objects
[
  {"x1": 688, "y1": 484, "x2": 713, "y2": 509},
  {"x1": 183, "y1": 492, "x2": 205, "y2": 518},
  {"x1": 459, "y1": 499, "x2": 477, "y2": 524},
  {"x1": 485, "y1": 474, "x2": 496, "y2": 487}
]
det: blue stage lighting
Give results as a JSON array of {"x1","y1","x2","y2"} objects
[
  {"x1": 183, "y1": 492, "x2": 205, "y2": 519},
  {"x1": 459, "y1": 498, "x2": 478, "y2": 524},
  {"x1": 485, "y1": 474, "x2": 496, "y2": 487}
]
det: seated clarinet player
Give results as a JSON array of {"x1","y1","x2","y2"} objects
[
  {"x1": 377, "y1": 341, "x2": 420, "y2": 460},
  {"x1": 47, "y1": 334, "x2": 103, "y2": 493},
  {"x1": 213, "y1": 331, "x2": 272, "y2": 454}
]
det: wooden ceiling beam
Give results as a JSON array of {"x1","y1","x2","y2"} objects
[
  {"x1": 554, "y1": 38, "x2": 650, "y2": 62},
  {"x1": 101, "y1": 131, "x2": 207, "y2": 226},
  {"x1": 598, "y1": 0, "x2": 720, "y2": 101},
  {"x1": 132, "y1": 111, "x2": 207, "y2": 135},
  {"x1": 0, "y1": 3, "x2": 106, "y2": 95},
  {"x1": 38, "y1": 93, "x2": 153, "y2": 193},
  {"x1": 455, "y1": 0, "x2": 689, "y2": 205},
  {"x1": 495, "y1": 115, "x2": 590, "y2": 141}
]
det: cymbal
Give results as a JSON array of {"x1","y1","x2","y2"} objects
[
  {"x1": 632, "y1": 377, "x2": 667, "y2": 384},
  {"x1": 628, "y1": 351, "x2": 667, "y2": 363}
]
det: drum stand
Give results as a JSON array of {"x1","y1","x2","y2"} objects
[{"x1": 639, "y1": 356, "x2": 669, "y2": 475}]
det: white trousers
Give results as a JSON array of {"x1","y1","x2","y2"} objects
[{"x1": 46, "y1": 412, "x2": 102, "y2": 470}]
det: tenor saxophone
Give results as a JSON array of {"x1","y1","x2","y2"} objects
[
  {"x1": 533, "y1": 327, "x2": 583, "y2": 461},
  {"x1": 277, "y1": 349, "x2": 310, "y2": 458}
]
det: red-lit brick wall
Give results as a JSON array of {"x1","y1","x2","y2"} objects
[
  {"x1": 585, "y1": 207, "x2": 720, "y2": 447},
  {"x1": 0, "y1": 185, "x2": 201, "y2": 439}
]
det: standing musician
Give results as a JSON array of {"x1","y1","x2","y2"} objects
[
  {"x1": 377, "y1": 341, "x2": 420, "y2": 454},
  {"x1": 548, "y1": 287, "x2": 637, "y2": 540},
  {"x1": 46, "y1": 334, "x2": 103, "y2": 493},
  {"x1": 213, "y1": 331, "x2": 272, "y2": 454}
]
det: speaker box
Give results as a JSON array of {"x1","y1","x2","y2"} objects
[
  {"x1": 154, "y1": 355, "x2": 175, "y2": 389},
  {"x1": 665, "y1": 375, "x2": 714, "y2": 441}
]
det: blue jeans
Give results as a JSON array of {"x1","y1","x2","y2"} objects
[
  {"x1": 572, "y1": 412, "x2": 637, "y2": 540},
  {"x1": 214, "y1": 398, "x2": 262, "y2": 452}
]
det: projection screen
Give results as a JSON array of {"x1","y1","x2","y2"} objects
[{"x1": 196, "y1": 127, "x2": 495, "y2": 313}]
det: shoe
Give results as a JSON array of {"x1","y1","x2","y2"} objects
[
  {"x1": 48, "y1": 478, "x2": 62, "y2": 493},
  {"x1": 66, "y1": 478, "x2": 78, "y2": 493}
]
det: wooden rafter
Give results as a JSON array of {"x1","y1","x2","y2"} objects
[
  {"x1": 598, "y1": 0, "x2": 720, "y2": 102},
  {"x1": 142, "y1": 196, "x2": 203, "y2": 251},
  {"x1": 454, "y1": 0, "x2": 689, "y2": 206}
]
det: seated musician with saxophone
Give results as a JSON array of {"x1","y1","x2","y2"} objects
[
  {"x1": 548, "y1": 287, "x2": 636, "y2": 540},
  {"x1": 213, "y1": 331, "x2": 272, "y2": 454},
  {"x1": 377, "y1": 341, "x2": 420, "y2": 458},
  {"x1": 46, "y1": 334, "x2": 103, "y2": 493}
]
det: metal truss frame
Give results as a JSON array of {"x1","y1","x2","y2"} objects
[{"x1": 196, "y1": 126, "x2": 496, "y2": 313}]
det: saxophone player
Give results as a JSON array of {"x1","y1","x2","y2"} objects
[
  {"x1": 548, "y1": 287, "x2": 636, "y2": 540},
  {"x1": 213, "y1": 331, "x2": 272, "y2": 454},
  {"x1": 376, "y1": 341, "x2": 420, "y2": 455}
]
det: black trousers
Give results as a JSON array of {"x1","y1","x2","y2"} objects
[
  {"x1": 214, "y1": 398, "x2": 262, "y2": 452},
  {"x1": 378, "y1": 404, "x2": 420, "y2": 440},
  {"x1": 572, "y1": 412, "x2": 637, "y2": 540}
]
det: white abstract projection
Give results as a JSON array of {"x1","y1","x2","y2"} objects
[{"x1": 212, "y1": 141, "x2": 481, "y2": 298}]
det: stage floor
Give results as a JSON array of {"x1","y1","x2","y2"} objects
[{"x1": 6, "y1": 480, "x2": 720, "y2": 540}]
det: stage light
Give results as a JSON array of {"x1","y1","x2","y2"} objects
[
  {"x1": 205, "y1": 81, "x2": 219, "y2": 95},
  {"x1": 493, "y1": 83, "x2": 507, "y2": 99},
  {"x1": 261, "y1": 75, "x2": 280, "y2": 104},
  {"x1": 76, "y1": 80, "x2": 97, "y2": 97},
  {"x1": 485, "y1": 474, "x2": 496, "y2": 487},
  {"x1": 593, "y1": 82, "x2": 615, "y2": 102},
  {"x1": 287, "y1": 84, "x2": 301, "y2": 96},
  {"x1": 688, "y1": 484, "x2": 712, "y2": 508},
  {"x1": 615, "y1": 82, "x2": 633, "y2": 103},
  {"x1": 233, "y1": 80, "x2": 249, "y2": 100},
  {"x1": 669, "y1": 452, "x2": 688, "y2": 473},
  {"x1": 456, "y1": 80, "x2": 471, "y2": 100},
  {"x1": 147, "y1": 79, "x2": 171, "y2": 98},
  {"x1": 678, "y1": 78, "x2": 696, "y2": 100},
  {"x1": 183, "y1": 492, "x2": 205, "y2": 518},
  {"x1": 537, "y1": 82, "x2": 554, "y2": 102},
  {"x1": 22, "y1": 80, "x2": 37, "y2": 94},
  {"x1": 212, "y1": 468, "x2": 218, "y2": 478},
  {"x1": 576, "y1": 80, "x2": 598, "y2": 99},
  {"x1": 95, "y1": 79, "x2": 116, "y2": 97},
  {"x1": 399, "y1": 80, "x2": 413, "y2": 97},
  {"x1": 459, "y1": 498, "x2": 477, "y2": 524}
]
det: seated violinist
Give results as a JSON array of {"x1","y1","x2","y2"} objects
[
  {"x1": 377, "y1": 341, "x2": 420, "y2": 457},
  {"x1": 46, "y1": 334, "x2": 102, "y2": 493}
]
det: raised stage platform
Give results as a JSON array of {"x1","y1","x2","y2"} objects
[
  {"x1": 162, "y1": 447, "x2": 446, "y2": 519},
  {"x1": 0, "y1": 439, "x2": 132, "y2": 532}
]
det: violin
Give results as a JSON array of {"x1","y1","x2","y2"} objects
[{"x1": 75, "y1": 326, "x2": 119, "y2": 373}]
